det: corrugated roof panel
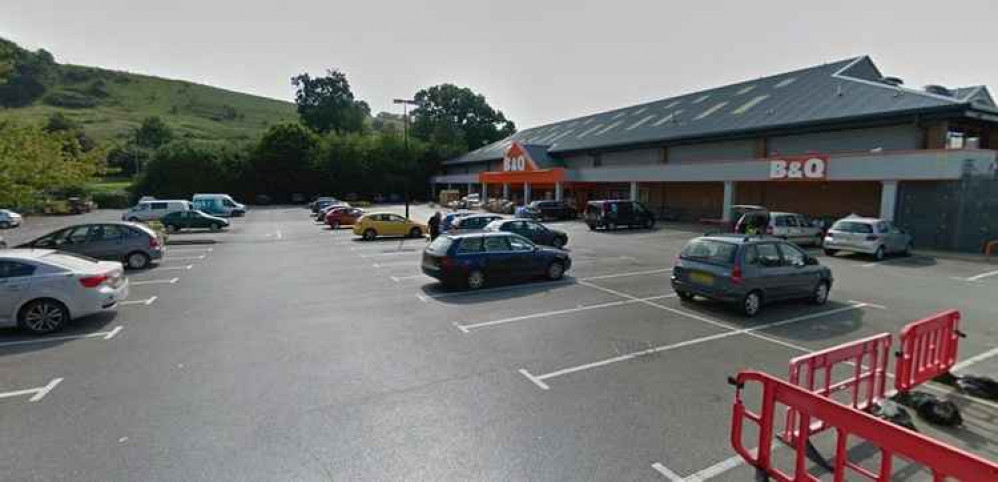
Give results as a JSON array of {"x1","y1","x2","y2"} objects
[
  {"x1": 693, "y1": 94, "x2": 711, "y2": 104},
  {"x1": 626, "y1": 114, "x2": 657, "y2": 130},
  {"x1": 736, "y1": 85, "x2": 756, "y2": 95},
  {"x1": 611, "y1": 111, "x2": 627, "y2": 119},
  {"x1": 695, "y1": 102, "x2": 729, "y2": 120},
  {"x1": 652, "y1": 110, "x2": 685, "y2": 126},
  {"x1": 633, "y1": 107, "x2": 648, "y2": 116},
  {"x1": 732, "y1": 95, "x2": 769, "y2": 115},
  {"x1": 595, "y1": 120, "x2": 624, "y2": 136},
  {"x1": 665, "y1": 100, "x2": 681, "y2": 109},
  {"x1": 582, "y1": 117, "x2": 595, "y2": 125},
  {"x1": 548, "y1": 129, "x2": 575, "y2": 143},
  {"x1": 577, "y1": 124, "x2": 604, "y2": 139}
]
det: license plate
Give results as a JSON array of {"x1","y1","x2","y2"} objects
[{"x1": 690, "y1": 272, "x2": 714, "y2": 286}]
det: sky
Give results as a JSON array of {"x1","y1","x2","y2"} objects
[{"x1": 3, "y1": 0, "x2": 997, "y2": 129}]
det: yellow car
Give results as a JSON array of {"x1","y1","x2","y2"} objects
[{"x1": 353, "y1": 212, "x2": 426, "y2": 240}]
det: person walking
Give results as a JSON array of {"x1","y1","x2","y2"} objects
[{"x1": 428, "y1": 211, "x2": 441, "y2": 241}]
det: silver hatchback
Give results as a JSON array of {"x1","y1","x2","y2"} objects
[{"x1": 823, "y1": 217, "x2": 912, "y2": 260}]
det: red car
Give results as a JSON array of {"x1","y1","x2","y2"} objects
[{"x1": 326, "y1": 207, "x2": 364, "y2": 229}]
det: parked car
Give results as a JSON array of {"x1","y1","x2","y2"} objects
[
  {"x1": 0, "y1": 209, "x2": 23, "y2": 229},
  {"x1": 353, "y1": 213, "x2": 426, "y2": 240},
  {"x1": 584, "y1": 200, "x2": 655, "y2": 230},
  {"x1": 449, "y1": 214, "x2": 503, "y2": 233},
  {"x1": 823, "y1": 217, "x2": 912, "y2": 260},
  {"x1": 315, "y1": 202, "x2": 351, "y2": 221},
  {"x1": 122, "y1": 199, "x2": 192, "y2": 222},
  {"x1": 0, "y1": 250, "x2": 129, "y2": 334},
  {"x1": 441, "y1": 211, "x2": 474, "y2": 232},
  {"x1": 485, "y1": 219, "x2": 568, "y2": 248},
  {"x1": 524, "y1": 200, "x2": 576, "y2": 221},
  {"x1": 734, "y1": 208, "x2": 824, "y2": 246},
  {"x1": 193, "y1": 194, "x2": 245, "y2": 217},
  {"x1": 422, "y1": 232, "x2": 572, "y2": 289},
  {"x1": 68, "y1": 197, "x2": 96, "y2": 214},
  {"x1": 310, "y1": 197, "x2": 338, "y2": 212},
  {"x1": 325, "y1": 207, "x2": 364, "y2": 229},
  {"x1": 672, "y1": 234, "x2": 833, "y2": 317},
  {"x1": 18, "y1": 222, "x2": 164, "y2": 270},
  {"x1": 161, "y1": 210, "x2": 230, "y2": 233}
]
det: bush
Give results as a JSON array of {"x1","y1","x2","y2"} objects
[
  {"x1": 91, "y1": 190, "x2": 130, "y2": 209},
  {"x1": 43, "y1": 90, "x2": 98, "y2": 108}
]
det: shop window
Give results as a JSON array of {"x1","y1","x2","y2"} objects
[{"x1": 947, "y1": 128, "x2": 982, "y2": 149}]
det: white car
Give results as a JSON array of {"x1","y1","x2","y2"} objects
[
  {"x1": 823, "y1": 216, "x2": 913, "y2": 260},
  {"x1": 0, "y1": 250, "x2": 129, "y2": 334},
  {"x1": 122, "y1": 200, "x2": 193, "y2": 222},
  {"x1": 0, "y1": 209, "x2": 23, "y2": 229}
]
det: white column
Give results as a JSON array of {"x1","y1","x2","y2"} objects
[
  {"x1": 555, "y1": 182, "x2": 563, "y2": 201},
  {"x1": 629, "y1": 181, "x2": 638, "y2": 201},
  {"x1": 502, "y1": 183, "x2": 510, "y2": 199},
  {"x1": 879, "y1": 180, "x2": 898, "y2": 221},
  {"x1": 722, "y1": 181, "x2": 737, "y2": 222},
  {"x1": 467, "y1": 183, "x2": 474, "y2": 195},
  {"x1": 524, "y1": 183, "x2": 531, "y2": 204},
  {"x1": 482, "y1": 182, "x2": 488, "y2": 200}
]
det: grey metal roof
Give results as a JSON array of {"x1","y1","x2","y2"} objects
[{"x1": 446, "y1": 56, "x2": 989, "y2": 165}]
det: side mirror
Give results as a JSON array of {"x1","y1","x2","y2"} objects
[{"x1": 805, "y1": 256, "x2": 819, "y2": 266}]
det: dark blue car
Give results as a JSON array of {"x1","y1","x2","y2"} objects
[{"x1": 422, "y1": 232, "x2": 572, "y2": 289}]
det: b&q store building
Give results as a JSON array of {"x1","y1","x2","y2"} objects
[{"x1": 431, "y1": 56, "x2": 998, "y2": 252}]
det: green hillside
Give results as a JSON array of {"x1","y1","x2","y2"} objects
[{"x1": 0, "y1": 38, "x2": 297, "y2": 143}]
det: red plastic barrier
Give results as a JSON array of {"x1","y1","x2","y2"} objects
[
  {"x1": 895, "y1": 310, "x2": 962, "y2": 392},
  {"x1": 731, "y1": 370, "x2": 998, "y2": 481},
  {"x1": 784, "y1": 333, "x2": 892, "y2": 444}
]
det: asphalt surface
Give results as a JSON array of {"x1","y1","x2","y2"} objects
[{"x1": 1, "y1": 205, "x2": 997, "y2": 481}]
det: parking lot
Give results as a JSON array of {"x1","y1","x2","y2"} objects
[{"x1": 2, "y1": 205, "x2": 997, "y2": 481}]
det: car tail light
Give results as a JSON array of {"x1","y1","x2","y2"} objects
[
  {"x1": 149, "y1": 236, "x2": 160, "y2": 249},
  {"x1": 79, "y1": 274, "x2": 109, "y2": 288},
  {"x1": 765, "y1": 225, "x2": 774, "y2": 235},
  {"x1": 731, "y1": 263, "x2": 743, "y2": 284},
  {"x1": 865, "y1": 235, "x2": 879, "y2": 241}
]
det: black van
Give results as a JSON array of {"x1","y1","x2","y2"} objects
[{"x1": 584, "y1": 200, "x2": 655, "y2": 231}]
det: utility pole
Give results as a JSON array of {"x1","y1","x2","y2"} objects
[{"x1": 393, "y1": 98, "x2": 419, "y2": 219}]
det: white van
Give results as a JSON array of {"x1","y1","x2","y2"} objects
[
  {"x1": 122, "y1": 200, "x2": 193, "y2": 222},
  {"x1": 192, "y1": 194, "x2": 245, "y2": 218}
]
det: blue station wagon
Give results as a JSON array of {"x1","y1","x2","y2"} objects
[{"x1": 422, "y1": 232, "x2": 572, "y2": 289}]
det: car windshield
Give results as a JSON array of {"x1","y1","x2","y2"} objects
[
  {"x1": 832, "y1": 221, "x2": 874, "y2": 234},
  {"x1": 680, "y1": 239, "x2": 738, "y2": 265},
  {"x1": 426, "y1": 236, "x2": 453, "y2": 255}
]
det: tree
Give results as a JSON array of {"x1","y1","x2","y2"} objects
[
  {"x1": 411, "y1": 84, "x2": 515, "y2": 151},
  {"x1": 291, "y1": 70, "x2": 369, "y2": 134},
  {"x1": 135, "y1": 116, "x2": 174, "y2": 149},
  {"x1": 0, "y1": 121, "x2": 103, "y2": 208},
  {"x1": 251, "y1": 123, "x2": 320, "y2": 201},
  {"x1": 0, "y1": 38, "x2": 57, "y2": 107}
]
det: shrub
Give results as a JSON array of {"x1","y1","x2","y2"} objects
[
  {"x1": 43, "y1": 90, "x2": 98, "y2": 108},
  {"x1": 91, "y1": 190, "x2": 130, "y2": 209}
]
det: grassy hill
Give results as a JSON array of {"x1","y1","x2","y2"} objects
[{"x1": 0, "y1": 39, "x2": 297, "y2": 143}]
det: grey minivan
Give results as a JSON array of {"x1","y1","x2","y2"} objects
[
  {"x1": 18, "y1": 222, "x2": 164, "y2": 270},
  {"x1": 671, "y1": 235, "x2": 833, "y2": 316}
]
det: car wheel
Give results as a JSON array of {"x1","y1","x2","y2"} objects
[
  {"x1": 823, "y1": 249, "x2": 838, "y2": 256},
  {"x1": 363, "y1": 229, "x2": 377, "y2": 241},
  {"x1": 466, "y1": 270, "x2": 485, "y2": 290},
  {"x1": 677, "y1": 291, "x2": 695, "y2": 302},
  {"x1": 811, "y1": 281, "x2": 830, "y2": 305},
  {"x1": 607, "y1": 222, "x2": 617, "y2": 231},
  {"x1": 742, "y1": 291, "x2": 763, "y2": 317},
  {"x1": 330, "y1": 221, "x2": 340, "y2": 230},
  {"x1": 546, "y1": 261, "x2": 565, "y2": 280},
  {"x1": 902, "y1": 242, "x2": 913, "y2": 257},
  {"x1": 0, "y1": 221, "x2": 9, "y2": 229},
  {"x1": 409, "y1": 227, "x2": 423, "y2": 238},
  {"x1": 873, "y1": 246, "x2": 885, "y2": 261},
  {"x1": 644, "y1": 218, "x2": 655, "y2": 229},
  {"x1": 19, "y1": 299, "x2": 69, "y2": 334},
  {"x1": 552, "y1": 237, "x2": 565, "y2": 249},
  {"x1": 125, "y1": 251, "x2": 150, "y2": 270},
  {"x1": 165, "y1": 224, "x2": 180, "y2": 233},
  {"x1": 209, "y1": 222, "x2": 222, "y2": 231}
]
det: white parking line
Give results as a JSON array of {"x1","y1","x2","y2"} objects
[
  {"x1": 0, "y1": 326, "x2": 123, "y2": 348},
  {"x1": 650, "y1": 462, "x2": 683, "y2": 481},
  {"x1": 152, "y1": 264, "x2": 194, "y2": 271},
  {"x1": 391, "y1": 274, "x2": 429, "y2": 282},
  {"x1": 373, "y1": 261, "x2": 419, "y2": 268},
  {"x1": 456, "y1": 294, "x2": 677, "y2": 332},
  {"x1": 966, "y1": 268, "x2": 998, "y2": 282},
  {"x1": 952, "y1": 345, "x2": 998, "y2": 373},
  {"x1": 163, "y1": 255, "x2": 205, "y2": 261},
  {"x1": 120, "y1": 296, "x2": 157, "y2": 306},
  {"x1": 520, "y1": 302, "x2": 868, "y2": 389},
  {"x1": 130, "y1": 277, "x2": 179, "y2": 286},
  {"x1": 0, "y1": 378, "x2": 63, "y2": 402},
  {"x1": 580, "y1": 268, "x2": 672, "y2": 280}
]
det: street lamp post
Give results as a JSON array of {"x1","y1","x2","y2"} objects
[{"x1": 393, "y1": 98, "x2": 419, "y2": 219}]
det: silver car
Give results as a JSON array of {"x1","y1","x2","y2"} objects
[
  {"x1": 0, "y1": 209, "x2": 22, "y2": 229},
  {"x1": 0, "y1": 250, "x2": 129, "y2": 334},
  {"x1": 823, "y1": 216, "x2": 912, "y2": 260},
  {"x1": 18, "y1": 222, "x2": 165, "y2": 270}
]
